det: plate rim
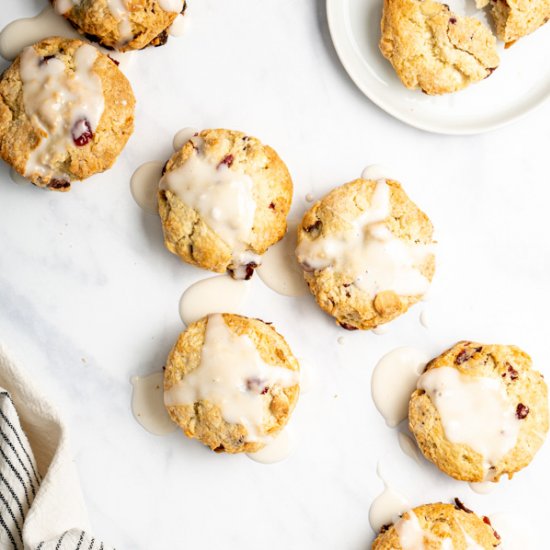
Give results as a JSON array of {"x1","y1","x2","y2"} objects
[{"x1": 326, "y1": 0, "x2": 550, "y2": 135}]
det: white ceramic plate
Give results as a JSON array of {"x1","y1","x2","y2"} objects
[{"x1": 326, "y1": 0, "x2": 550, "y2": 134}]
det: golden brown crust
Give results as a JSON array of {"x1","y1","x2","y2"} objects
[
  {"x1": 379, "y1": 0, "x2": 500, "y2": 95},
  {"x1": 409, "y1": 341, "x2": 549, "y2": 482},
  {"x1": 158, "y1": 128, "x2": 293, "y2": 275},
  {"x1": 372, "y1": 502, "x2": 501, "y2": 549},
  {"x1": 54, "y1": 0, "x2": 185, "y2": 51},
  {"x1": 491, "y1": 0, "x2": 550, "y2": 44},
  {"x1": 0, "y1": 37, "x2": 135, "y2": 191},
  {"x1": 164, "y1": 314, "x2": 300, "y2": 453},
  {"x1": 296, "y1": 178, "x2": 435, "y2": 330}
]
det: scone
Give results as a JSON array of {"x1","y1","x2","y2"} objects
[
  {"x1": 409, "y1": 341, "x2": 549, "y2": 482},
  {"x1": 379, "y1": 0, "x2": 500, "y2": 95},
  {"x1": 163, "y1": 313, "x2": 300, "y2": 453},
  {"x1": 158, "y1": 128, "x2": 293, "y2": 279},
  {"x1": 0, "y1": 37, "x2": 135, "y2": 191},
  {"x1": 295, "y1": 178, "x2": 435, "y2": 330},
  {"x1": 485, "y1": 0, "x2": 550, "y2": 45},
  {"x1": 52, "y1": 0, "x2": 187, "y2": 51},
  {"x1": 372, "y1": 502, "x2": 501, "y2": 549}
]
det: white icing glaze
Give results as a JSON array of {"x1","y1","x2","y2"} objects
[
  {"x1": 361, "y1": 163, "x2": 394, "y2": 181},
  {"x1": 395, "y1": 512, "x2": 426, "y2": 549},
  {"x1": 373, "y1": 325, "x2": 390, "y2": 335},
  {"x1": 337, "y1": 336, "x2": 345, "y2": 345},
  {"x1": 395, "y1": 511, "x2": 453, "y2": 550},
  {"x1": 168, "y1": 14, "x2": 187, "y2": 36},
  {"x1": 469, "y1": 481, "x2": 496, "y2": 495},
  {"x1": 130, "y1": 161, "x2": 164, "y2": 213},
  {"x1": 461, "y1": 526, "x2": 485, "y2": 550},
  {"x1": 164, "y1": 314, "x2": 299, "y2": 443},
  {"x1": 257, "y1": 220, "x2": 309, "y2": 297},
  {"x1": 305, "y1": 193, "x2": 314, "y2": 202},
  {"x1": 159, "y1": 148, "x2": 257, "y2": 268},
  {"x1": 295, "y1": 180, "x2": 432, "y2": 298},
  {"x1": 173, "y1": 127, "x2": 198, "y2": 151},
  {"x1": 246, "y1": 427, "x2": 295, "y2": 464},
  {"x1": 0, "y1": 6, "x2": 80, "y2": 61},
  {"x1": 369, "y1": 465, "x2": 411, "y2": 533},
  {"x1": 54, "y1": 0, "x2": 77, "y2": 14},
  {"x1": 371, "y1": 347, "x2": 429, "y2": 427},
  {"x1": 158, "y1": 0, "x2": 185, "y2": 12},
  {"x1": 107, "y1": 0, "x2": 133, "y2": 43},
  {"x1": 178, "y1": 275, "x2": 249, "y2": 326},
  {"x1": 20, "y1": 43, "x2": 104, "y2": 182},
  {"x1": 131, "y1": 372, "x2": 177, "y2": 436},
  {"x1": 417, "y1": 367, "x2": 520, "y2": 471},
  {"x1": 55, "y1": 0, "x2": 133, "y2": 44}
]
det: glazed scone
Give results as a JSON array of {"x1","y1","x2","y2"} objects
[
  {"x1": 158, "y1": 128, "x2": 293, "y2": 279},
  {"x1": 295, "y1": 178, "x2": 435, "y2": 330},
  {"x1": 409, "y1": 341, "x2": 549, "y2": 482},
  {"x1": 379, "y1": 0, "x2": 500, "y2": 95},
  {"x1": 488, "y1": 0, "x2": 550, "y2": 45},
  {"x1": 0, "y1": 37, "x2": 135, "y2": 191},
  {"x1": 372, "y1": 502, "x2": 501, "y2": 549},
  {"x1": 52, "y1": 0, "x2": 187, "y2": 51},
  {"x1": 164, "y1": 314, "x2": 300, "y2": 453}
]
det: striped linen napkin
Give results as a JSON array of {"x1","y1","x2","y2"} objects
[{"x1": 0, "y1": 346, "x2": 113, "y2": 550}]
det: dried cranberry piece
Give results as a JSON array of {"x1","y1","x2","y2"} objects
[
  {"x1": 483, "y1": 517, "x2": 501, "y2": 540},
  {"x1": 48, "y1": 178, "x2": 70, "y2": 190},
  {"x1": 39, "y1": 55, "x2": 55, "y2": 65},
  {"x1": 339, "y1": 322, "x2": 358, "y2": 331},
  {"x1": 218, "y1": 154, "x2": 234, "y2": 168},
  {"x1": 516, "y1": 403, "x2": 529, "y2": 419},
  {"x1": 72, "y1": 119, "x2": 93, "y2": 147},
  {"x1": 269, "y1": 202, "x2": 275, "y2": 210},
  {"x1": 455, "y1": 346, "x2": 482, "y2": 365},
  {"x1": 305, "y1": 220, "x2": 322, "y2": 233},
  {"x1": 454, "y1": 498, "x2": 473, "y2": 513},
  {"x1": 502, "y1": 363, "x2": 519, "y2": 380},
  {"x1": 449, "y1": 17, "x2": 457, "y2": 23}
]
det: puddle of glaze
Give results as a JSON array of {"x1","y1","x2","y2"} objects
[
  {"x1": 173, "y1": 127, "x2": 198, "y2": 151},
  {"x1": 371, "y1": 347, "x2": 429, "y2": 427},
  {"x1": 179, "y1": 274, "x2": 249, "y2": 326},
  {"x1": 369, "y1": 464, "x2": 411, "y2": 533},
  {"x1": 469, "y1": 481, "x2": 496, "y2": 495},
  {"x1": 0, "y1": 6, "x2": 80, "y2": 61},
  {"x1": 257, "y1": 220, "x2": 308, "y2": 297},
  {"x1": 131, "y1": 372, "x2": 177, "y2": 436},
  {"x1": 397, "y1": 431, "x2": 422, "y2": 464},
  {"x1": 130, "y1": 160, "x2": 164, "y2": 214},
  {"x1": 373, "y1": 325, "x2": 390, "y2": 335},
  {"x1": 9, "y1": 168, "x2": 30, "y2": 186},
  {"x1": 361, "y1": 164, "x2": 394, "y2": 181},
  {"x1": 246, "y1": 427, "x2": 295, "y2": 464}
]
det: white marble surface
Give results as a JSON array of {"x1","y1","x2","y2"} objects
[{"x1": 1, "y1": 1, "x2": 549, "y2": 548}]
